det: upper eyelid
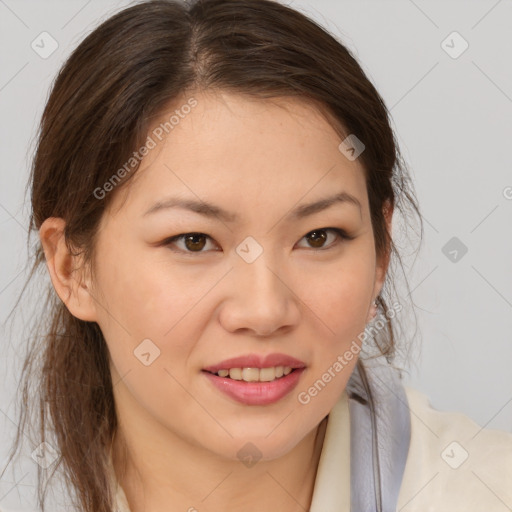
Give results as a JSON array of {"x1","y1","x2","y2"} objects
[{"x1": 164, "y1": 227, "x2": 351, "y2": 252}]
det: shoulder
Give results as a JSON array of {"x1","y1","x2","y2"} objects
[{"x1": 398, "y1": 386, "x2": 512, "y2": 511}]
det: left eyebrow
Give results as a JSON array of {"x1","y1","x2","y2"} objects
[{"x1": 143, "y1": 190, "x2": 362, "y2": 223}]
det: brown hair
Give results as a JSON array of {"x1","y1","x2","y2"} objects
[{"x1": 3, "y1": 0, "x2": 423, "y2": 510}]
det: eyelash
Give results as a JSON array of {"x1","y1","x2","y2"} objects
[{"x1": 161, "y1": 227, "x2": 355, "y2": 256}]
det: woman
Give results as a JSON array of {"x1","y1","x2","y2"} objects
[{"x1": 2, "y1": 0, "x2": 511, "y2": 511}]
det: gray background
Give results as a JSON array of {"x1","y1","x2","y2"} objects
[{"x1": 1, "y1": 0, "x2": 511, "y2": 509}]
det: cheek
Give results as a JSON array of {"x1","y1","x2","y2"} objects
[
  {"x1": 94, "y1": 247, "x2": 199, "y2": 426},
  {"x1": 296, "y1": 253, "x2": 375, "y2": 333},
  {"x1": 93, "y1": 242, "x2": 180, "y2": 337},
  {"x1": 294, "y1": 247, "x2": 375, "y2": 400},
  {"x1": 92, "y1": 243, "x2": 221, "y2": 375}
]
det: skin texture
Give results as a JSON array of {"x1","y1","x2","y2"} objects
[{"x1": 39, "y1": 90, "x2": 392, "y2": 512}]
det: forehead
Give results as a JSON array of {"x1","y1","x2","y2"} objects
[{"x1": 106, "y1": 91, "x2": 368, "y2": 224}]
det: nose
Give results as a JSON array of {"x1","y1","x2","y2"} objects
[{"x1": 218, "y1": 252, "x2": 300, "y2": 337}]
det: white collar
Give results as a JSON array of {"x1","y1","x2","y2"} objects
[{"x1": 309, "y1": 388, "x2": 351, "y2": 511}]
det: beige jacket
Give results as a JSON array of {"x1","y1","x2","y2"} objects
[{"x1": 113, "y1": 386, "x2": 512, "y2": 512}]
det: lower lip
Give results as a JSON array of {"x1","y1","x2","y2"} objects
[{"x1": 202, "y1": 368, "x2": 305, "y2": 406}]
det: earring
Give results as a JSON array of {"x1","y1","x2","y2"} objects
[{"x1": 369, "y1": 297, "x2": 379, "y2": 321}]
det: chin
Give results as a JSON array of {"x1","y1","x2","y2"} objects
[{"x1": 216, "y1": 427, "x2": 308, "y2": 464}]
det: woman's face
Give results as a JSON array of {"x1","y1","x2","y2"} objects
[{"x1": 88, "y1": 90, "x2": 389, "y2": 462}]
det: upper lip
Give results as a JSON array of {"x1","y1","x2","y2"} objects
[{"x1": 202, "y1": 353, "x2": 306, "y2": 373}]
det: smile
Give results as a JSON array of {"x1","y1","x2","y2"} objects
[
  {"x1": 207, "y1": 366, "x2": 294, "y2": 382},
  {"x1": 202, "y1": 367, "x2": 305, "y2": 406}
]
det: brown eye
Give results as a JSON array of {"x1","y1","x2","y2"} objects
[
  {"x1": 298, "y1": 228, "x2": 351, "y2": 250},
  {"x1": 182, "y1": 233, "x2": 207, "y2": 251},
  {"x1": 306, "y1": 230, "x2": 328, "y2": 248},
  {"x1": 163, "y1": 227, "x2": 352, "y2": 256},
  {"x1": 164, "y1": 232, "x2": 216, "y2": 254}
]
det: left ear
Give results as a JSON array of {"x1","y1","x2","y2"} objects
[{"x1": 371, "y1": 199, "x2": 394, "y2": 303}]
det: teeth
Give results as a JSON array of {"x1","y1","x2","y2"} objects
[
  {"x1": 215, "y1": 366, "x2": 295, "y2": 382},
  {"x1": 242, "y1": 368, "x2": 259, "y2": 382},
  {"x1": 229, "y1": 368, "x2": 242, "y2": 380},
  {"x1": 259, "y1": 367, "x2": 276, "y2": 382}
]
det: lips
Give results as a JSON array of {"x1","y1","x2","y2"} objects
[
  {"x1": 202, "y1": 353, "x2": 307, "y2": 405},
  {"x1": 203, "y1": 367, "x2": 306, "y2": 406},
  {"x1": 202, "y1": 353, "x2": 307, "y2": 374}
]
